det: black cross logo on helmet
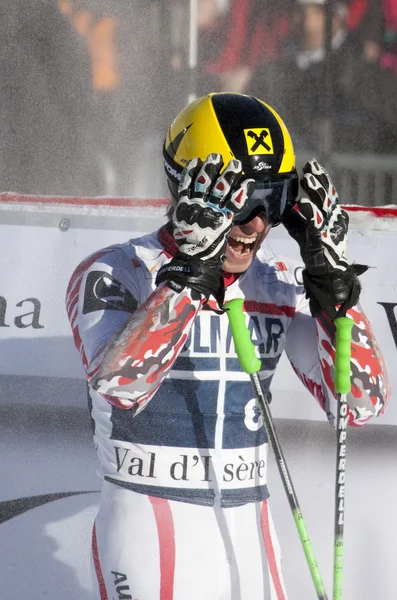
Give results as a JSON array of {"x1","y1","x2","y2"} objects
[{"x1": 247, "y1": 129, "x2": 272, "y2": 153}]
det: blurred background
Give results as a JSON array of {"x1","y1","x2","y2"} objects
[{"x1": 1, "y1": 0, "x2": 396, "y2": 203}]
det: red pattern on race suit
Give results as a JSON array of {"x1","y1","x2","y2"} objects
[
  {"x1": 65, "y1": 238, "x2": 200, "y2": 413},
  {"x1": 89, "y1": 284, "x2": 199, "y2": 415},
  {"x1": 316, "y1": 308, "x2": 389, "y2": 426}
]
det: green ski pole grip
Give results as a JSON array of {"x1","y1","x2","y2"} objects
[
  {"x1": 334, "y1": 316, "x2": 354, "y2": 394},
  {"x1": 225, "y1": 298, "x2": 261, "y2": 374}
]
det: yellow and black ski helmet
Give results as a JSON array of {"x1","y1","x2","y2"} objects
[{"x1": 163, "y1": 92, "x2": 298, "y2": 225}]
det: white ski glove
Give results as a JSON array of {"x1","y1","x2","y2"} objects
[
  {"x1": 156, "y1": 153, "x2": 255, "y2": 307},
  {"x1": 172, "y1": 153, "x2": 254, "y2": 260}
]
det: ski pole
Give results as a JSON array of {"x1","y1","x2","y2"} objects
[
  {"x1": 225, "y1": 298, "x2": 329, "y2": 600},
  {"x1": 333, "y1": 316, "x2": 354, "y2": 599}
]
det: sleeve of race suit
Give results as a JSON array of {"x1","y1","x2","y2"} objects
[
  {"x1": 284, "y1": 291, "x2": 390, "y2": 427},
  {"x1": 66, "y1": 246, "x2": 201, "y2": 415}
]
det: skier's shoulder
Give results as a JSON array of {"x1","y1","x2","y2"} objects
[
  {"x1": 127, "y1": 229, "x2": 165, "y2": 256},
  {"x1": 67, "y1": 230, "x2": 165, "y2": 306},
  {"x1": 80, "y1": 230, "x2": 163, "y2": 270}
]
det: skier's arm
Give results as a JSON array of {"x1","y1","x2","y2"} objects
[
  {"x1": 87, "y1": 282, "x2": 200, "y2": 414},
  {"x1": 315, "y1": 305, "x2": 389, "y2": 425},
  {"x1": 66, "y1": 246, "x2": 201, "y2": 414},
  {"x1": 282, "y1": 159, "x2": 390, "y2": 426},
  {"x1": 285, "y1": 299, "x2": 389, "y2": 426}
]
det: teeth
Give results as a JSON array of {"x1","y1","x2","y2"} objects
[{"x1": 230, "y1": 235, "x2": 256, "y2": 244}]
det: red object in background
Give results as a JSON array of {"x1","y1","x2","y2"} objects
[
  {"x1": 205, "y1": 0, "x2": 290, "y2": 75},
  {"x1": 347, "y1": 0, "x2": 397, "y2": 33},
  {"x1": 383, "y1": 0, "x2": 397, "y2": 29},
  {"x1": 347, "y1": 0, "x2": 397, "y2": 74},
  {"x1": 346, "y1": 0, "x2": 369, "y2": 30}
]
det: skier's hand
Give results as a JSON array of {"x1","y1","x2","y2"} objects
[
  {"x1": 172, "y1": 153, "x2": 255, "y2": 261},
  {"x1": 156, "y1": 154, "x2": 255, "y2": 309},
  {"x1": 282, "y1": 159, "x2": 366, "y2": 318}
]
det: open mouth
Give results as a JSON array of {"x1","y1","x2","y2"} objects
[{"x1": 227, "y1": 234, "x2": 257, "y2": 257}]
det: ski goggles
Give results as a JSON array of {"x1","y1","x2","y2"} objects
[{"x1": 233, "y1": 172, "x2": 299, "y2": 226}]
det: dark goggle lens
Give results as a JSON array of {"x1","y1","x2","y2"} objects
[{"x1": 234, "y1": 173, "x2": 299, "y2": 226}]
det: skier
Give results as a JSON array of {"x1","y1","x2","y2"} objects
[{"x1": 66, "y1": 93, "x2": 389, "y2": 600}]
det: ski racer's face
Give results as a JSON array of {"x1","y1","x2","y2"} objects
[{"x1": 223, "y1": 213, "x2": 271, "y2": 274}]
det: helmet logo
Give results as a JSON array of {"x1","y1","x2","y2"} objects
[
  {"x1": 164, "y1": 159, "x2": 182, "y2": 181},
  {"x1": 253, "y1": 161, "x2": 272, "y2": 171},
  {"x1": 244, "y1": 128, "x2": 274, "y2": 155}
]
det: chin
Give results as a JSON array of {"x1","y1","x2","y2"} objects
[{"x1": 222, "y1": 253, "x2": 254, "y2": 274}]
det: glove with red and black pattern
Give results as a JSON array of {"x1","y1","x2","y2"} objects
[
  {"x1": 156, "y1": 153, "x2": 255, "y2": 307},
  {"x1": 282, "y1": 159, "x2": 367, "y2": 319}
]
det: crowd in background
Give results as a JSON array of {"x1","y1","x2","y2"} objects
[{"x1": 0, "y1": 0, "x2": 396, "y2": 200}]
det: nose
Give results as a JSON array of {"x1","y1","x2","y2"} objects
[{"x1": 239, "y1": 214, "x2": 268, "y2": 235}]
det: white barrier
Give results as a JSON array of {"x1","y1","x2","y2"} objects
[{"x1": 0, "y1": 193, "x2": 396, "y2": 424}]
